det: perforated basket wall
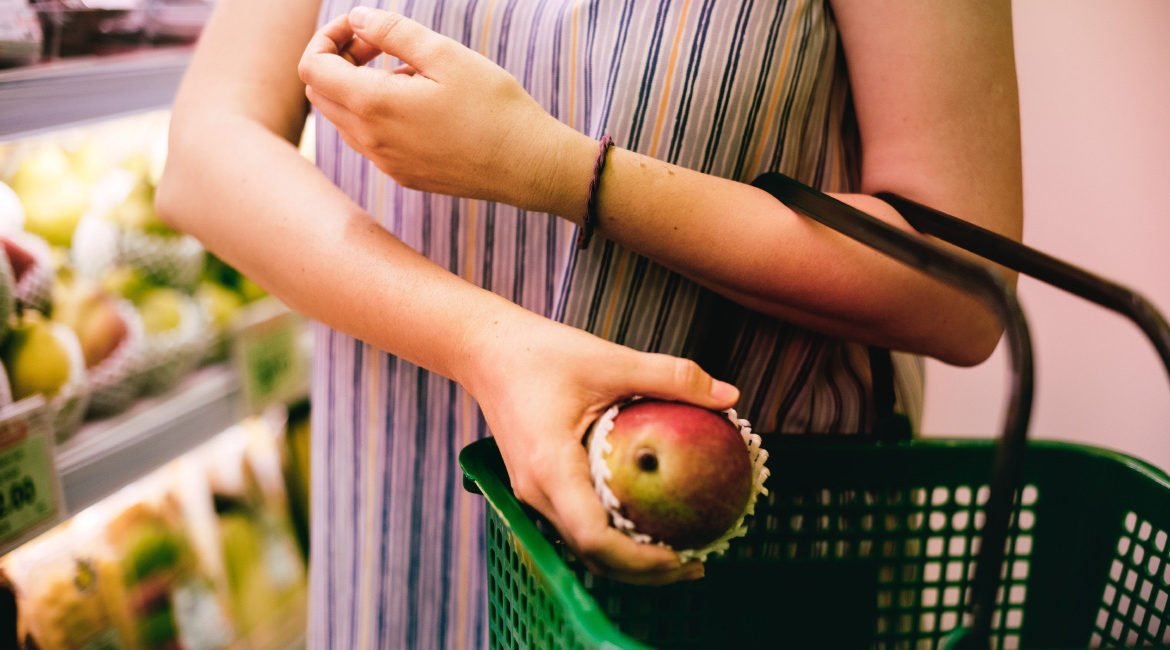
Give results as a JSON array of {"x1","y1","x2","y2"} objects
[
  {"x1": 463, "y1": 436, "x2": 1170, "y2": 650},
  {"x1": 1093, "y1": 512, "x2": 1170, "y2": 646},
  {"x1": 486, "y1": 515, "x2": 588, "y2": 650}
]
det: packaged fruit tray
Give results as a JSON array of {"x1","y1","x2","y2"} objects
[{"x1": 459, "y1": 174, "x2": 1170, "y2": 650}]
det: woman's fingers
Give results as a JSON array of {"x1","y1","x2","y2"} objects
[
  {"x1": 540, "y1": 443, "x2": 684, "y2": 576},
  {"x1": 621, "y1": 352, "x2": 740, "y2": 411},
  {"x1": 346, "y1": 7, "x2": 459, "y2": 80},
  {"x1": 304, "y1": 86, "x2": 368, "y2": 149},
  {"x1": 299, "y1": 24, "x2": 383, "y2": 101},
  {"x1": 339, "y1": 33, "x2": 386, "y2": 68},
  {"x1": 590, "y1": 560, "x2": 705, "y2": 586}
]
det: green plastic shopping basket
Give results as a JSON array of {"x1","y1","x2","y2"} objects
[{"x1": 459, "y1": 174, "x2": 1170, "y2": 649}]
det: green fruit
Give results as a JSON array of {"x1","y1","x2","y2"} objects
[
  {"x1": 136, "y1": 607, "x2": 179, "y2": 647},
  {"x1": 599, "y1": 400, "x2": 753, "y2": 550},
  {"x1": 1, "y1": 312, "x2": 72, "y2": 400},
  {"x1": 101, "y1": 266, "x2": 156, "y2": 304},
  {"x1": 236, "y1": 276, "x2": 267, "y2": 303},
  {"x1": 202, "y1": 254, "x2": 243, "y2": 289},
  {"x1": 137, "y1": 288, "x2": 185, "y2": 335},
  {"x1": 109, "y1": 174, "x2": 175, "y2": 236},
  {"x1": 197, "y1": 281, "x2": 243, "y2": 330},
  {"x1": 126, "y1": 527, "x2": 182, "y2": 583}
]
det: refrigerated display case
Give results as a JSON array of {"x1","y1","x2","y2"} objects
[{"x1": 0, "y1": 34, "x2": 313, "y2": 650}]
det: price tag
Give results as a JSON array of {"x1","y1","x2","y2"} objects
[
  {"x1": 233, "y1": 299, "x2": 310, "y2": 415},
  {"x1": 0, "y1": 397, "x2": 63, "y2": 556}
]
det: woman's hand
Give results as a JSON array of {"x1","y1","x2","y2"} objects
[
  {"x1": 298, "y1": 8, "x2": 594, "y2": 215},
  {"x1": 460, "y1": 307, "x2": 741, "y2": 585}
]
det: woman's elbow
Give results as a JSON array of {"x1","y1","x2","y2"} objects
[
  {"x1": 932, "y1": 314, "x2": 1003, "y2": 368},
  {"x1": 153, "y1": 125, "x2": 202, "y2": 235},
  {"x1": 154, "y1": 107, "x2": 216, "y2": 233},
  {"x1": 153, "y1": 163, "x2": 186, "y2": 233}
]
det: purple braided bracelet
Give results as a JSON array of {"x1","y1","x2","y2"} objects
[{"x1": 577, "y1": 134, "x2": 614, "y2": 250}]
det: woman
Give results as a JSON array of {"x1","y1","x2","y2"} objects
[{"x1": 156, "y1": 1, "x2": 1022, "y2": 647}]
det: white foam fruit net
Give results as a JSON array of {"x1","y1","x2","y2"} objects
[{"x1": 586, "y1": 398, "x2": 770, "y2": 564}]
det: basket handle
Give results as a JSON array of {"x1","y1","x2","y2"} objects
[
  {"x1": 751, "y1": 173, "x2": 1033, "y2": 649},
  {"x1": 877, "y1": 192, "x2": 1170, "y2": 385}
]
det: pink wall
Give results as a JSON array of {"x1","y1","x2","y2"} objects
[{"x1": 920, "y1": 1, "x2": 1170, "y2": 469}]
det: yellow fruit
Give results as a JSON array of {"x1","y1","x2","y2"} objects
[
  {"x1": 69, "y1": 139, "x2": 112, "y2": 184},
  {"x1": 10, "y1": 145, "x2": 71, "y2": 194},
  {"x1": 1, "y1": 312, "x2": 72, "y2": 400},
  {"x1": 137, "y1": 288, "x2": 185, "y2": 335},
  {"x1": 11, "y1": 145, "x2": 94, "y2": 247},
  {"x1": 236, "y1": 277, "x2": 267, "y2": 303},
  {"x1": 109, "y1": 174, "x2": 172, "y2": 234},
  {"x1": 198, "y1": 281, "x2": 243, "y2": 330},
  {"x1": 20, "y1": 175, "x2": 90, "y2": 247},
  {"x1": 101, "y1": 266, "x2": 153, "y2": 303},
  {"x1": 121, "y1": 153, "x2": 153, "y2": 179}
]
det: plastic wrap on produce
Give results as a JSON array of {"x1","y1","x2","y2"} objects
[
  {"x1": 46, "y1": 322, "x2": 90, "y2": 443},
  {"x1": 84, "y1": 296, "x2": 145, "y2": 417},
  {"x1": 136, "y1": 292, "x2": 210, "y2": 395}
]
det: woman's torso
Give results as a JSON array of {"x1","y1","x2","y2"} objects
[{"x1": 315, "y1": 0, "x2": 887, "y2": 435}]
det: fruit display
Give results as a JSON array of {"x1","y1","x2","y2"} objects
[
  {"x1": 133, "y1": 285, "x2": 210, "y2": 395},
  {"x1": 0, "y1": 111, "x2": 273, "y2": 429},
  {"x1": 196, "y1": 417, "x2": 307, "y2": 649},
  {"x1": 53, "y1": 280, "x2": 146, "y2": 416},
  {"x1": 279, "y1": 400, "x2": 311, "y2": 560},
  {"x1": 7, "y1": 144, "x2": 90, "y2": 248},
  {"x1": 0, "y1": 41, "x2": 311, "y2": 650},
  {"x1": 1, "y1": 231, "x2": 55, "y2": 315},
  {"x1": 0, "y1": 311, "x2": 90, "y2": 441},
  {"x1": 102, "y1": 498, "x2": 235, "y2": 650},
  {"x1": 586, "y1": 398, "x2": 770, "y2": 562},
  {"x1": 0, "y1": 416, "x2": 308, "y2": 650},
  {"x1": 0, "y1": 522, "x2": 127, "y2": 650}
]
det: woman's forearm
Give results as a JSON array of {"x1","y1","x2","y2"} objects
[
  {"x1": 530, "y1": 130, "x2": 1001, "y2": 367},
  {"x1": 156, "y1": 112, "x2": 517, "y2": 386},
  {"x1": 156, "y1": 0, "x2": 519, "y2": 385}
]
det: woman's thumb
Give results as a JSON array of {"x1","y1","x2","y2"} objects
[{"x1": 348, "y1": 7, "x2": 444, "y2": 70}]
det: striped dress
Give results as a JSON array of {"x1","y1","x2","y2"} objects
[{"x1": 309, "y1": 0, "x2": 922, "y2": 647}]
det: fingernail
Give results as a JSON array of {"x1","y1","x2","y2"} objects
[
  {"x1": 349, "y1": 6, "x2": 372, "y2": 29},
  {"x1": 711, "y1": 380, "x2": 739, "y2": 403}
]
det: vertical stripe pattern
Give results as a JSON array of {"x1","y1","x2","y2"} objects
[{"x1": 308, "y1": 1, "x2": 921, "y2": 648}]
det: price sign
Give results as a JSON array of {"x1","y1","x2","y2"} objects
[
  {"x1": 233, "y1": 299, "x2": 310, "y2": 415},
  {"x1": 0, "y1": 397, "x2": 63, "y2": 555}
]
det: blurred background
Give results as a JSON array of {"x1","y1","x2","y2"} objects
[{"x1": 923, "y1": 0, "x2": 1170, "y2": 470}]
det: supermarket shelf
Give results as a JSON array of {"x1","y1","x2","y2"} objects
[
  {"x1": 53, "y1": 297, "x2": 312, "y2": 518},
  {"x1": 54, "y1": 363, "x2": 260, "y2": 517},
  {"x1": 0, "y1": 46, "x2": 191, "y2": 140}
]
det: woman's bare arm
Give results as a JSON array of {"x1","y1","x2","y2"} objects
[
  {"x1": 157, "y1": 0, "x2": 738, "y2": 585},
  {"x1": 301, "y1": 2, "x2": 1022, "y2": 367}
]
